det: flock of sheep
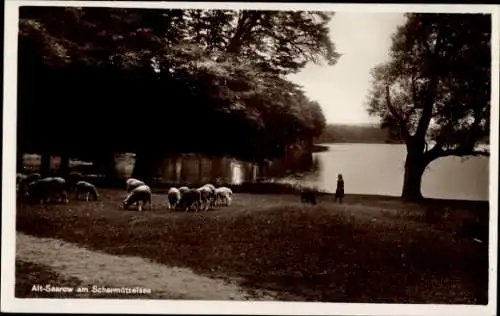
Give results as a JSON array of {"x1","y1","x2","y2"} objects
[
  {"x1": 17, "y1": 172, "x2": 98, "y2": 205},
  {"x1": 124, "y1": 178, "x2": 233, "y2": 212},
  {"x1": 16, "y1": 171, "x2": 233, "y2": 212}
]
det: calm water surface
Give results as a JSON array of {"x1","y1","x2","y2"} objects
[{"x1": 294, "y1": 143, "x2": 490, "y2": 201}]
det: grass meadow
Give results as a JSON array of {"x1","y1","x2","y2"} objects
[{"x1": 16, "y1": 187, "x2": 489, "y2": 303}]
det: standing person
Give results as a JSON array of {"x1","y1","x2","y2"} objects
[{"x1": 335, "y1": 173, "x2": 344, "y2": 203}]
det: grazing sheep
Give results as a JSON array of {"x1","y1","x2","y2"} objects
[
  {"x1": 75, "y1": 181, "x2": 99, "y2": 201},
  {"x1": 178, "y1": 186, "x2": 190, "y2": 195},
  {"x1": 215, "y1": 187, "x2": 233, "y2": 206},
  {"x1": 17, "y1": 173, "x2": 27, "y2": 184},
  {"x1": 201, "y1": 184, "x2": 216, "y2": 207},
  {"x1": 300, "y1": 188, "x2": 317, "y2": 205},
  {"x1": 196, "y1": 186, "x2": 213, "y2": 211},
  {"x1": 18, "y1": 172, "x2": 41, "y2": 196},
  {"x1": 179, "y1": 188, "x2": 201, "y2": 212},
  {"x1": 26, "y1": 178, "x2": 52, "y2": 204},
  {"x1": 25, "y1": 172, "x2": 41, "y2": 184},
  {"x1": 126, "y1": 178, "x2": 145, "y2": 193},
  {"x1": 51, "y1": 177, "x2": 70, "y2": 203},
  {"x1": 122, "y1": 184, "x2": 152, "y2": 212},
  {"x1": 202, "y1": 184, "x2": 216, "y2": 191},
  {"x1": 200, "y1": 184, "x2": 215, "y2": 207},
  {"x1": 167, "y1": 187, "x2": 181, "y2": 210},
  {"x1": 16, "y1": 173, "x2": 28, "y2": 195},
  {"x1": 26, "y1": 177, "x2": 68, "y2": 205}
]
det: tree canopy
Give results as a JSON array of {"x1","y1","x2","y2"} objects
[
  {"x1": 366, "y1": 13, "x2": 491, "y2": 201},
  {"x1": 18, "y1": 6, "x2": 340, "y2": 173}
]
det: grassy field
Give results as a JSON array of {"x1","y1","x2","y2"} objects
[{"x1": 16, "y1": 188, "x2": 489, "y2": 303}]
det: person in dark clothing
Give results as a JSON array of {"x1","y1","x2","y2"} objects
[{"x1": 334, "y1": 173, "x2": 344, "y2": 203}]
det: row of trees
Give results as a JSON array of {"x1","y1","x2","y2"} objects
[{"x1": 18, "y1": 7, "x2": 339, "y2": 181}]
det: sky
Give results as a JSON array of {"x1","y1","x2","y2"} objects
[{"x1": 287, "y1": 12, "x2": 407, "y2": 125}]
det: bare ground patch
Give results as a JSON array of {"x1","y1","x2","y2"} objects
[{"x1": 16, "y1": 233, "x2": 278, "y2": 301}]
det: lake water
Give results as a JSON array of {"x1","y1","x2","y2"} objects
[
  {"x1": 154, "y1": 143, "x2": 489, "y2": 201},
  {"x1": 284, "y1": 143, "x2": 490, "y2": 201}
]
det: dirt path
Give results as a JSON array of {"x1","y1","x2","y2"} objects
[{"x1": 16, "y1": 232, "x2": 278, "y2": 301}]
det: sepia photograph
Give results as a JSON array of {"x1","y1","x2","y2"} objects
[{"x1": 2, "y1": 1, "x2": 498, "y2": 315}]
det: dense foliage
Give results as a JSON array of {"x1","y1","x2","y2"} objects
[
  {"x1": 18, "y1": 7, "x2": 339, "y2": 175},
  {"x1": 366, "y1": 13, "x2": 491, "y2": 200}
]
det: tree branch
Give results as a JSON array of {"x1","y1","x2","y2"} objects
[
  {"x1": 438, "y1": 148, "x2": 489, "y2": 158},
  {"x1": 414, "y1": 30, "x2": 443, "y2": 146},
  {"x1": 386, "y1": 85, "x2": 411, "y2": 142},
  {"x1": 411, "y1": 75, "x2": 418, "y2": 107},
  {"x1": 226, "y1": 11, "x2": 258, "y2": 55},
  {"x1": 425, "y1": 144, "x2": 489, "y2": 163}
]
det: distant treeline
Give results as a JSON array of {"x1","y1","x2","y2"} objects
[
  {"x1": 316, "y1": 124, "x2": 490, "y2": 145},
  {"x1": 315, "y1": 124, "x2": 403, "y2": 144}
]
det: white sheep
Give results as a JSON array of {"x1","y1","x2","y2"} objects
[
  {"x1": 196, "y1": 186, "x2": 213, "y2": 211},
  {"x1": 16, "y1": 173, "x2": 27, "y2": 194},
  {"x1": 123, "y1": 184, "x2": 152, "y2": 212},
  {"x1": 25, "y1": 172, "x2": 42, "y2": 184},
  {"x1": 215, "y1": 187, "x2": 233, "y2": 206},
  {"x1": 17, "y1": 173, "x2": 27, "y2": 184},
  {"x1": 51, "y1": 177, "x2": 70, "y2": 204},
  {"x1": 26, "y1": 176, "x2": 68, "y2": 205},
  {"x1": 202, "y1": 184, "x2": 216, "y2": 191},
  {"x1": 167, "y1": 187, "x2": 181, "y2": 210},
  {"x1": 179, "y1": 188, "x2": 201, "y2": 212},
  {"x1": 178, "y1": 186, "x2": 190, "y2": 195},
  {"x1": 26, "y1": 177, "x2": 52, "y2": 205},
  {"x1": 18, "y1": 172, "x2": 41, "y2": 196},
  {"x1": 201, "y1": 183, "x2": 216, "y2": 207},
  {"x1": 126, "y1": 178, "x2": 145, "y2": 193},
  {"x1": 75, "y1": 181, "x2": 99, "y2": 201}
]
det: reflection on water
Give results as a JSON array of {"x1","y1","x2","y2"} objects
[
  {"x1": 156, "y1": 155, "x2": 292, "y2": 186},
  {"x1": 21, "y1": 153, "x2": 92, "y2": 173},
  {"x1": 114, "y1": 153, "x2": 136, "y2": 180},
  {"x1": 231, "y1": 161, "x2": 243, "y2": 185}
]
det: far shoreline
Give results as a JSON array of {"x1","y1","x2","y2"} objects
[{"x1": 313, "y1": 141, "x2": 490, "y2": 151}]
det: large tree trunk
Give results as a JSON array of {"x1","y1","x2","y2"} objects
[
  {"x1": 401, "y1": 152, "x2": 428, "y2": 202},
  {"x1": 226, "y1": 11, "x2": 259, "y2": 55}
]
